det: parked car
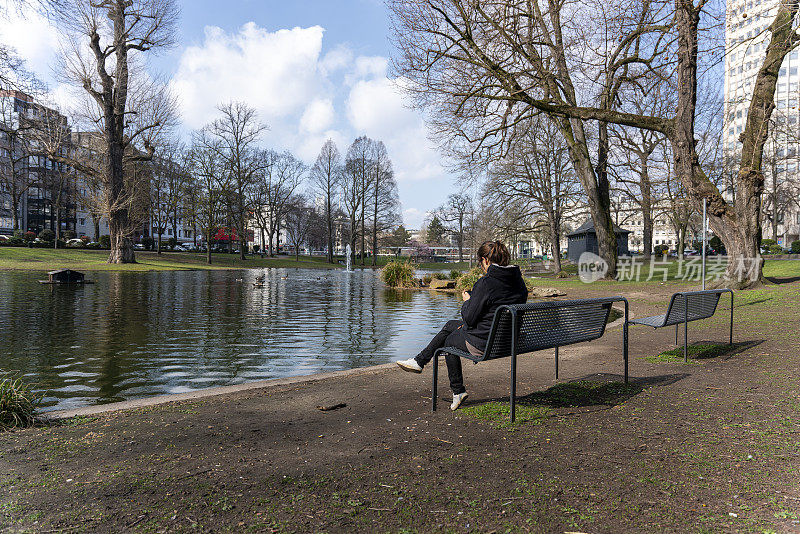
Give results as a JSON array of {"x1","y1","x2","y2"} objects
[
  {"x1": 174, "y1": 243, "x2": 192, "y2": 251},
  {"x1": 0, "y1": 234, "x2": 9, "y2": 242},
  {"x1": 133, "y1": 243, "x2": 145, "y2": 250}
]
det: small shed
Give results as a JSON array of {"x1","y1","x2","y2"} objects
[
  {"x1": 566, "y1": 219, "x2": 631, "y2": 263},
  {"x1": 46, "y1": 269, "x2": 85, "y2": 284}
]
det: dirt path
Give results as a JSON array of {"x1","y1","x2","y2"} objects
[{"x1": 2, "y1": 282, "x2": 800, "y2": 533}]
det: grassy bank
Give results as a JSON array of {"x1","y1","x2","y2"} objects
[{"x1": 0, "y1": 248, "x2": 472, "y2": 272}]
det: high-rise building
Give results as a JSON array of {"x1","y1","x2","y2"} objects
[
  {"x1": 725, "y1": 0, "x2": 800, "y2": 247},
  {"x1": 0, "y1": 90, "x2": 76, "y2": 236}
]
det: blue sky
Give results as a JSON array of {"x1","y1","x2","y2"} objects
[{"x1": 0, "y1": 0, "x2": 455, "y2": 229}]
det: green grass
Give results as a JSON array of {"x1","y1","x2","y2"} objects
[
  {"x1": 0, "y1": 247, "x2": 472, "y2": 272},
  {"x1": 646, "y1": 343, "x2": 733, "y2": 364},
  {"x1": 0, "y1": 248, "x2": 346, "y2": 272},
  {"x1": 460, "y1": 380, "x2": 641, "y2": 429},
  {"x1": 459, "y1": 402, "x2": 552, "y2": 430}
]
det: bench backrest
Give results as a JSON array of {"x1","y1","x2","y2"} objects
[
  {"x1": 662, "y1": 290, "x2": 724, "y2": 327},
  {"x1": 480, "y1": 298, "x2": 620, "y2": 361}
]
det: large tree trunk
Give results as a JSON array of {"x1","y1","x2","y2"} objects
[
  {"x1": 157, "y1": 230, "x2": 162, "y2": 255},
  {"x1": 670, "y1": 0, "x2": 800, "y2": 288},
  {"x1": 106, "y1": 137, "x2": 136, "y2": 264},
  {"x1": 555, "y1": 116, "x2": 617, "y2": 277}
]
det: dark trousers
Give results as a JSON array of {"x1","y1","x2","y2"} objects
[{"x1": 414, "y1": 319, "x2": 468, "y2": 395}]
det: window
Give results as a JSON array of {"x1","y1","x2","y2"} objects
[
  {"x1": 79, "y1": 218, "x2": 85, "y2": 225},
  {"x1": 167, "y1": 228, "x2": 172, "y2": 236},
  {"x1": 780, "y1": 67, "x2": 787, "y2": 76},
  {"x1": 792, "y1": 67, "x2": 799, "y2": 76}
]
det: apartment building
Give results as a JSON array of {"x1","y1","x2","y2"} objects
[{"x1": 725, "y1": 0, "x2": 800, "y2": 247}]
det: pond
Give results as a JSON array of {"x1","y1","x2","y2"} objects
[{"x1": 0, "y1": 269, "x2": 463, "y2": 412}]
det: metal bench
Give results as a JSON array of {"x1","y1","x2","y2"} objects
[
  {"x1": 627, "y1": 289, "x2": 733, "y2": 362},
  {"x1": 432, "y1": 297, "x2": 629, "y2": 421}
]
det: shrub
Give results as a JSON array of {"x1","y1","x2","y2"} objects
[
  {"x1": 80, "y1": 235, "x2": 91, "y2": 244},
  {"x1": 63, "y1": 230, "x2": 77, "y2": 240},
  {"x1": 422, "y1": 274, "x2": 433, "y2": 286},
  {"x1": 13, "y1": 229, "x2": 24, "y2": 239},
  {"x1": 142, "y1": 236, "x2": 154, "y2": 251},
  {"x1": 431, "y1": 272, "x2": 446, "y2": 280},
  {"x1": 455, "y1": 267, "x2": 484, "y2": 291},
  {"x1": 168, "y1": 237, "x2": 177, "y2": 249},
  {"x1": 38, "y1": 229, "x2": 55, "y2": 242},
  {"x1": 449, "y1": 269, "x2": 462, "y2": 280},
  {"x1": 380, "y1": 260, "x2": 417, "y2": 288},
  {"x1": 761, "y1": 238, "x2": 777, "y2": 249},
  {"x1": 653, "y1": 244, "x2": 669, "y2": 256},
  {"x1": 792, "y1": 240, "x2": 800, "y2": 254},
  {"x1": 252, "y1": 244, "x2": 260, "y2": 253},
  {"x1": 99, "y1": 235, "x2": 111, "y2": 248},
  {"x1": 0, "y1": 371, "x2": 40, "y2": 431},
  {"x1": 769, "y1": 244, "x2": 784, "y2": 255},
  {"x1": 23, "y1": 231, "x2": 36, "y2": 242}
]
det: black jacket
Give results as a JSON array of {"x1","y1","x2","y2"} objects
[{"x1": 461, "y1": 264, "x2": 528, "y2": 351}]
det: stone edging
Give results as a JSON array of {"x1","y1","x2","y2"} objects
[{"x1": 45, "y1": 363, "x2": 397, "y2": 420}]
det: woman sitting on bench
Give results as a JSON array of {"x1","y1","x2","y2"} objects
[{"x1": 397, "y1": 241, "x2": 528, "y2": 410}]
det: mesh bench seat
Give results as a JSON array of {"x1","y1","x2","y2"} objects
[
  {"x1": 433, "y1": 297, "x2": 629, "y2": 421},
  {"x1": 627, "y1": 289, "x2": 733, "y2": 362}
]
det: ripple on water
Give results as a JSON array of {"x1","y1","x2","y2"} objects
[{"x1": 0, "y1": 268, "x2": 462, "y2": 411}]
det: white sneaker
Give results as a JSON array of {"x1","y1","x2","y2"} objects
[
  {"x1": 396, "y1": 357, "x2": 423, "y2": 373},
  {"x1": 450, "y1": 392, "x2": 469, "y2": 411}
]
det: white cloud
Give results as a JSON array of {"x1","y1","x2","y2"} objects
[
  {"x1": 319, "y1": 44, "x2": 353, "y2": 76},
  {"x1": 171, "y1": 23, "x2": 328, "y2": 129},
  {"x1": 0, "y1": 8, "x2": 60, "y2": 77},
  {"x1": 300, "y1": 98, "x2": 335, "y2": 133}
]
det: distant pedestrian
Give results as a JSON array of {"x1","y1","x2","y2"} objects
[{"x1": 396, "y1": 241, "x2": 528, "y2": 410}]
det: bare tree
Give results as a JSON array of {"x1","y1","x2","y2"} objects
[
  {"x1": 188, "y1": 129, "x2": 228, "y2": 265},
  {"x1": 51, "y1": 0, "x2": 179, "y2": 263},
  {"x1": 389, "y1": 0, "x2": 673, "y2": 279},
  {"x1": 309, "y1": 139, "x2": 341, "y2": 263},
  {"x1": 284, "y1": 194, "x2": 315, "y2": 261},
  {"x1": 342, "y1": 137, "x2": 372, "y2": 258},
  {"x1": 205, "y1": 101, "x2": 266, "y2": 259},
  {"x1": 437, "y1": 193, "x2": 473, "y2": 263},
  {"x1": 259, "y1": 150, "x2": 304, "y2": 256},
  {"x1": 0, "y1": 91, "x2": 38, "y2": 230},
  {"x1": 485, "y1": 118, "x2": 582, "y2": 272},
  {"x1": 28, "y1": 100, "x2": 75, "y2": 245},
  {"x1": 368, "y1": 141, "x2": 401, "y2": 266},
  {"x1": 390, "y1": 0, "x2": 798, "y2": 287}
]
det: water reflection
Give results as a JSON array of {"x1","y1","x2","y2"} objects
[{"x1": 0, "y1": 269, "x2": 462, "y2": 411}]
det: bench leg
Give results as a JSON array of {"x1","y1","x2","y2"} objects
[
  {"x1": 684, "y1": 295, "x2": 689, "y2": 363},
  {"x1": 510, "y1": 351, "x2": 517, "y2": 423},
  {"x1": 432, "y1": 351, "x2": 438, "y2": 412},
  {"x1": 623, "y1": 301, "x2": 629, "y2": 384},
  {"x1": 555, "y1": 346, "x2": 559, "y2": 379},
  {"x1": 730, "y1": 291, "x2": 734, "y2": 345}
]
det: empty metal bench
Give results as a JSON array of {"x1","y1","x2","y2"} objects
[
  {"x1": 432, "y1": 297, "x2": 629, "y2": 421},
  {"x1": 627, "y1": 289, "x2": 733, "y2": 362}
]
